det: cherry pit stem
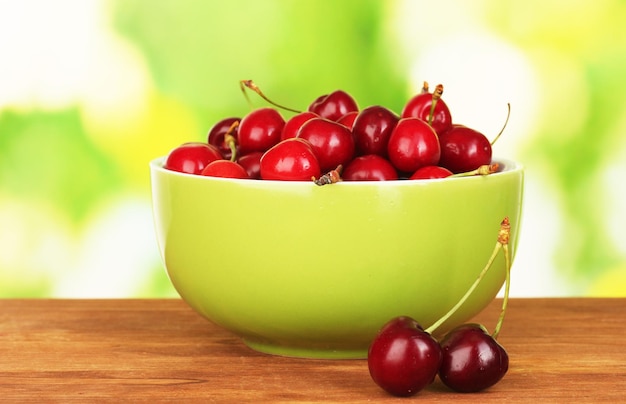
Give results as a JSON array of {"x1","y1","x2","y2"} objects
[
  {"x1": 224, "y1": 120, "x2": 240, "y2": 162},
  {"x1": 428, "y1": 84, "x2": 444, "y2": 126},
  {"x1": 450, "y1": 163, "x2": 500, "y2": 178},
  {"x1": 490, "y1": 103, "x2": 511, "y2": 146},
  {"x1": 425, "y1": 217, "x2": 511, "y2": 337},
  {"x1": 240, "y1": 80, "x2": 302, "y2": 114}
]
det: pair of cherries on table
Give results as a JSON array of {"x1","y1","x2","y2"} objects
[{"x1": 164, "y1": 81, "x2": 504, "y2": 182}]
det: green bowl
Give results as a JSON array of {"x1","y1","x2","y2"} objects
[{"x1": 150, "y1": 157, "x2": 523, "y2": 359}]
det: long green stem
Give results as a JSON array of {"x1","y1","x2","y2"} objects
[
  {"x1": 425, "y1": 217, "x2": 511, "y2": 335},
  {"x1": 492, "y1": 244, "x2": 511, "y2": 340},
  {"x1": 240, "y1": 80, "x2": 302, "y2": 113}
]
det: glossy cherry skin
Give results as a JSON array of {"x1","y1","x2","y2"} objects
[
  {"x1": 207, "y1": 116, "x2": 240, "y2": 159},
  {"x1": 200, "y1": 160, "x2": 249, "y2": 179},
  {"x1": 237, "y1": 151, "x2": 263, "y2": 179},
  {"x1": 260, "y1": 138, "x2": 321, "y2": 181},
  {"x1": 401, "y1": 91, "x2": 452, "y2": 135},
  {"x1": 237, "y1": 107, "x2": 285, "y2": 155},
  {"x1": 387, "y1": 118, "x2": 441, "y2": 174},
  {"x1": 281, "y1": 111, "x2": 319, "y2": 140},
  {"x1": 409, "y1": 165, "x2": 453, "y2": 180},
  {"x1": 438, "y1": 124, "x2": 492, "y2": 173},
  {"x1": 308, "y1": 90, "x2": 359, "y2": 122},
  {"x1": 438, "y1": 323, "x2": 509, "y2": 393},
  {"x1": 164, "y1": 142, "x2": 223, "y2": 175},
  {"x1": 297, "y1": 117, "x2": 355, "y2": 173},
  {"x1": 342, "y1": 154, "x2": 398, "y2": 181},
  {"x1": 336, "y1": 110, "x2": 358, "y2": 130},
  {"x1": 368, "y1": 316, "x2": 443, "y2": 397},
  {"x1": 352, "y1": 105, "x2": 400, "y2": 157}
]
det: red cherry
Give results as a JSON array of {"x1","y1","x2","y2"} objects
[
  {"x1": 409, "y1": 165, "x2": 453, "y2": 180},
  {"x1": 164, "y1": 142, "x2": 223, "y2": 175},
  {"x1": 368, "y1": 316, "x2": 443, "y2": 397},
  {"x1": 438, "y1": 323, "x2": 509, "y2": 393},
  {"x1": 336, "y1": 111, "x2": 358, "y2": 130},
  {"x1": 308, "y1": 90, "x2": 359, "y2": 122},
  {"x1": 260, "y1": 138, "x2": 321, "y2": 181},
  {"x1": 352, "y1": 105, "x2": 400, "y2": 157},
  {"x1": 342, "y1": 154, "x2": 398, "y2": 181},
  {"x1": 387, "y1": 118, "x2": 441, "y2": 174},
  {"x1": 297, "y1": 117, "x2": 355, "y2": 173},
  {"x1": 401, "y1": 84, "x2": 452, "y2": 135},
  {"x1": 200, "y1": 160, "x2": 249, "y2": 179},
  {"x1": 207, "y1": 117, "x2": 240, "y2": 159},
  {"x1": 281, "y1": 111, "x2": 318, "y2": 140},
  {"x1": 237, "y1": 107, "x2": 285, "y2": 155},
  {"x1": 438, "y1": 124, "x2": 492, "y2": 173},
  {"x1": 237, "y1": 151, "x2": 263, "y2": 179}
]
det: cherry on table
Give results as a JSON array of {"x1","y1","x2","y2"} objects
[
  {"x1": 164, "y1": 142, "x2": 223, "y2": 175},
  {"x1": 438, "y1": 323, "x2": 509, "y2": 393},
  {"x1": 259, "y1": 138, "x2": 321, "y2": 181},
  {"x1": 368, "y1": 316, "x2": 442, "y2": 397},
  {"x1": 342, "y1": 154, "x2": 398, "y2": 181}
]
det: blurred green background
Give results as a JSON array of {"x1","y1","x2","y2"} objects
[{"x1": 1, "y1": 0, "x2": 625, "y2": 298}]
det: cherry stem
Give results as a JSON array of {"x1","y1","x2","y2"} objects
[
  {"x1": 224, "y1": 120, "x2": 240, "y2": 162},
  {"x1": 450, "y1": 163, "x2": 500, "y2": 178},
  {"x1": 490, "y1": 103, "x2": 511, "y2": 146},
  {"x1": 492, "y1": 218, "x2": 512, "y2": 340},
  {"x1": 313, "y1": 165, "x2": 343, "y2": 186},
  {"x1": 421, "y1": 81, "x2": 430, "y2": 94},
  {"x1": 425, "y1": 217, "x2": 511, "y2": 335},
  {"x1": 240, "y1": 80, "x2": 302, "y2": 114},
  {"x1": 428, "y1": 84, "x2": 443, "y2": 126}
]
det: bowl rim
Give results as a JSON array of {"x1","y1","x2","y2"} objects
[{"x1": 150, "y1": 156, "x2": 523, "y2": 187}]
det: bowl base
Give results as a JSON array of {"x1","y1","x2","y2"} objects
[{"x1": 243, "y1": 339, "x2": 368, "y2": 360}]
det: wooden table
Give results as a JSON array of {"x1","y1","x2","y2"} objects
[{"x1": 1, "y1": 298, "x2": 625, "y2": 402}]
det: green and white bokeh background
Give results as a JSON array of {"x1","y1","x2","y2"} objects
[{"x1": 1, "y1": 0, "x2": 625, "y2": 297}]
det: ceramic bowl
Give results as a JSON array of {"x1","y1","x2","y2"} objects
[{"x1": 150, "y1": 157, "x2": 523, "y2": 359}]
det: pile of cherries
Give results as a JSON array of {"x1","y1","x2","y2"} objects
[
  {"x1": 368, "y1": 217, "x2": 513, "y2": 397},
  {"x1": 163, "y1": 81, "x2": 506, "y2": 182}
]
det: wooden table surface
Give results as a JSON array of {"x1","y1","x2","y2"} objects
[{"x1": 1, "y1": 298, "x2": 625, "y2": 402}]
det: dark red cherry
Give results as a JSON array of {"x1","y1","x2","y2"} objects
[
  {"x1": 438, "y1": 323, "x2": 509, "y2": 393},
  {"x1": 281, "y1": 111, "x2": 319, "y2": 140},
  {"x1": 352, "y1": 105, "x2": 400, "y2": 157},
  {"x1": 409, "y1": 165, "x2": 453, "y2": 180},
  {"x1": 200, "y1": 160, "x2": 249, "y2": 179},
  {"x1": 297, "y1": 118, "x2": 355, "y2": 173},
  {"x1": 259, "y1": 138, "x2": 321, "y2": 181},
  {"x1": 438, "y1": 124, "x2": 492, "y2": 173},
  {"x1": 401, "y1": 84, "x2": 452, "y2": 135},
  {"x1": 308, "y1": 90, "x2": 359, "y2": 122},
  {"x1": 237, "y1": 151, "x2": 263, "y2": 179},
  {"x1": 368, "y1": 316, "x2": 443, "y2": 397},
  {"x1": 336, "y1": 110, "x2": 358, "y2": 130},
  {"x1": 164, "y1": 142, "x2": 223, "y2": 175},
  {"x1": 207, "y1": 117, "x2": 240, "y2": 159},
  {"x1": 342, "y1": 154, "x2": 398, "y2": 181},
  {"x1": 387, "y1": 118, "x2": 440, "y2": 174},
  {"x1": 237, "y1": 107, "x2": 285, "y2": 155}
]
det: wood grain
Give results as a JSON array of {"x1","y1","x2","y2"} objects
[{"x1": 1, "y1": 298, "x2": 625, "y2": 402}]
